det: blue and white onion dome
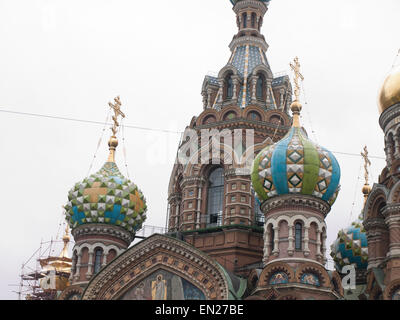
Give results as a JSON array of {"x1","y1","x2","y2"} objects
[
  {"x1": 251, "y1": 101, "x2": 341, "y2": 206},
  {"x1": 330, "y1": 183, "x2": 370, "y2": 272},
  {"x1": 330, "y1": 217, "x2": 368, "y2": 272}
]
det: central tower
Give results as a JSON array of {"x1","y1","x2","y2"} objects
[{"x1": 167, "y1": 0, "x2": 293, "y2": 277}]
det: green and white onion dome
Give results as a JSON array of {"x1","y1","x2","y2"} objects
[{"x1": 64, "y1": 161, "x2": 147, "y2": 234}]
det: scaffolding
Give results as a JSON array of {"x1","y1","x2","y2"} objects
[{"x1": 12, "y1": 235, "x2": 74, "y2": 300}]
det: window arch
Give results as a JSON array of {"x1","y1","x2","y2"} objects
[
  {"x1": 94, "y1": 248, "x2": 103, "y2": 274},
  {"x1": 72, "y1": 250, "x2": 78, "y2": 274},
  {"x1": 247, "y1": 111, "x2": 261, "y2": 121},
  {"x1": 295, "y1": 222, "x2": 303, "y2": 250},
  {"x1": 256, "y1": 74, "x2": 265, "y2": 100},
  {"x1": 251, "y1": 13, "x2": 256, "y2": 28},
  {"x1": 269, "y1": 225, "x2": 275, "y2": 252},
  {"x1": 207, "y1": 167, "x2": 224, "y2": 227},
  {"x1": 242, "y1": 12, "x2": 247, "y2": 28},
  {"x1": 225, "y1": 73, "x2": 234, "y2": 100}
]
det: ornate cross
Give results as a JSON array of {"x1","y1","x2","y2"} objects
[
  {"x1": 290, "y1": 57, "x2": 304, "y2": 101},
  {"x1": 360, "y1": 145, "x2": 371, "y2": 186},
  {"x1": 108, "y1": 96, "x2": 125, "y2": 136}
]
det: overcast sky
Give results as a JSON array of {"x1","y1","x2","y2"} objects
[{"x1": 0, "y1": 0, "x2": 399, "y2": 299}]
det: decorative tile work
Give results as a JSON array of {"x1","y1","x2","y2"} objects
[
  {"x1": 230, "y1": 45, "x2": 271, "y2": 108},
  {"x1": 330, "y1": 221, "x2": 368, "y2": 272},
  {"x1": 251, "y1": 127, "x2": 341, "y2": 204},
  {"x1": 64, "y1": 162, "x2": 147, "y2": 235}
]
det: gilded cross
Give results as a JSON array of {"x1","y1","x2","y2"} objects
[
  {"x1": 108, "y1": 96, "x2": 125, "y2": 136},
  {"x1": 290, "y1": 57, "x2": 304, "y2": 101},
  {"x1": 360, "y1": 145, "x2": 371, "y2": 186}
]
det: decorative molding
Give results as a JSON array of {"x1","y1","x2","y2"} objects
[
  {"x1": 72, "y1": 224, "x2": 134, "y2": 246},
  {"x1": 81, "y1": 234, "x2": 230, "y2": 300},
  {"x1": 261, "y1": 194, "x2": 331, "y2": 217}
]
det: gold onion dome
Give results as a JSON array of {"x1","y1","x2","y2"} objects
[{"x1": 378, "y1": 66, "x2": 400, "y2": 114}]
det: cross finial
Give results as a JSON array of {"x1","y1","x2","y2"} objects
[
  {"x1": 108, "y1": 96, "x2": 125, "y2": 136},
  {"x1": 360, "y1": 145, "x2": 371, "y2": 186},
  {"x1": 290, "y1": 56, "x2": 304, "y2": 102},
  {"x1": 107, "y1": 96, "x2": 125, "y2": 162}
]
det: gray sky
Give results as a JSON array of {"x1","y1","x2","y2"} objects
[{"x1": 0, "y1": 0, "x2": 398, "y2": 299}]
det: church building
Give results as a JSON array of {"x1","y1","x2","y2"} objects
[{"x1": 45, "y1": 0, "x2": 400, "y2": 300}]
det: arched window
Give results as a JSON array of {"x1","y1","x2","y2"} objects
[
  {"x1": 94, "y1": 248, "x2": 103, "y2": 274},
  {"x1": 295, "y1": 223, "x2": 302, "y2": 250},
  {"x1": 256, "y1": 74, "x2": 264, "y2": 100},
  {"x1": 72, "y1": 251, "x2": 78, "y2": 274},
  {"x1": 251, "y1": 13, "x2": 256, "y2": 28},
  {"x1": 269, "y1": 226, "x2": 275, "y2": 251},
  {"x1": 226, "y1": 74, "x2": 233, "y2": 100},
  {"x1": 207, "y1": 167, "x2": 224, "y2": 227},
  {"x1": 242, "y1": 12, "x2": 247, "y2": 28}
]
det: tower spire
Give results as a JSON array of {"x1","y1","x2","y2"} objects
[
  {"x1": 289, "y1": 56, "x2": 304, "y2": 128},
  {"x1": 107, "y1": 96, "x2": 125, "y2": 163}
]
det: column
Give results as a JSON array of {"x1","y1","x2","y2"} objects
[
  {"x1": 321, "y1": 232, "x2": 327, "y2": 263},
  {"x1": 86, "y1": 251, "x2": 94, "y2": 279},
  {"x1": 394, "y1": 135, "x2": 400, "y2": 158},
  {"x1": 102, "y1": 251, "x2": 108, "y2": 267},
  {"x1": 266, "y1": 80, "x2": 271, "y2": 105},
  {"x1": 232, "y1": 77, "x2": 239, "y2": 101},
  {"x1": 316, "y1": 230, "x2": 322, "y2": 259},
  {"x1": 287, "y1": 224, "x2": 294, "y2": 256},
  {"x1": 303, "y1": 226, "x2": 310, "y2": 257},
  {"x1": 273, "y1": 226, "x2": 279, "y2": 256},
  {"x1": 74, "y1": 253, "x2": 82, "y2": 281},
  {"x1": 263, "y1": 226, "x2": 269, "y2": 265},
  {"x1": 279, "y1": 89, "x2": 285, "y2": 110},
  {"x1": 196, "y1": 186, "x2": 202, "y2": 229},
  {"x1": 251, "y1": 77, "x2": 257, "y2": 102}
]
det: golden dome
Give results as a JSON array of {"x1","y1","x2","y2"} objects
[{"x1": 378, "y1": 66, "x2": 400, "y2": 114}]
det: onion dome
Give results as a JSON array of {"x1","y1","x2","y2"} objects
[
  {"x1": 251, "y1": 100, "x2": 341, "y2": 206},
  {"x1": 330, "y1": 149, "x2": 370, "y2": 272},
  {"x1": 330, "y1": 220, "x2": 368, "y2": 272},
  {"x1": 378, "y1": 66, "x2": 400, "y2": 114},
  {"x1": 64, "y1": 162, "x2": 147, "y2": 234},
  {"x1": 64, "y1": 97, "x2": 147, "y2": 235}
]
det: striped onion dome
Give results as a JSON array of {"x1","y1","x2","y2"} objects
[{"x1": 251, "y1": 101, "x2": 341, "y2": 206}]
